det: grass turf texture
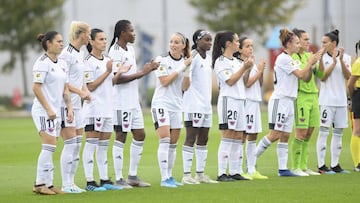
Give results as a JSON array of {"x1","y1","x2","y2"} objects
[{"x1": 0, "y1": 111, "x2": 357, "y2": 203}]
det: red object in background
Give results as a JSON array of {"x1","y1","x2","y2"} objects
[{"x1": 11, "y1": 87, "x2": 22, "y2": 107}]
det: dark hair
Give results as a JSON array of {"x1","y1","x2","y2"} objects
[
  {"x1": 356, "y1": 40, "x2": 360, "y2": 57},
  {"x1": 292, "y1": 28, "x2": 306, "y2": 38},
  {"x1": 37, "y1": 31, "x2": 59, "y2": 51},
  {"x1": 109, "y1": 20, "x2": 131, "y2": 50},
  {"x1": 324, "y1": 29, "x2": 339, "y2": 46},
  {"x1": 279, "y1": 28, "x2": 295, "y2": 47},
  {"x1": 87, "y1": 28, "x2": 104, "y2": 52},
  {"x1": 212, "y1": 31, "x2": 235, "y2": 68},
  {"x1": 192, "y1": 29, "x2": 211, "y2": 50},
  {"x1": 234, "y1": 36, "x2": 248, "y2": 59}
]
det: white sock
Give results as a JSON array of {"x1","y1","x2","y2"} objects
[
  {"x1": 255, "y1": 136, "x2": 272, "y2": 158},
  {"x1": 129, "y1": 139, "x2": 144, "y2": 176},
  {"x1": 331, "y1": 132, "x2": 343, "y2": 167},
  {"x1": 182, "y1": 145, "x2": 194, "y2": 174},
  {"x1": 218, "y1": 138, "x2": 232, "y2": 176},
  {"x1": 195, "y1": 145, "x2": 207, "y2": 174},
  {"x1": 112, "y1": 140, "x2": 124, "y2": 181},
  {"x1": 246, "y1": 140, "x2": 257, "y2": 174},
  {"x1": 36, "y1": 144, "x2": 56, "y2": 186},
  {"x1": 168, "y1": 144, "x2": 177, "y2": 178},
  {"x1": 229, "y1": 139, "x2": 241, "y2": 175},
  {"x1": 316, "y1": 128, "x2": 329, "y2": 167},
  {"x1": 70, "y1": 135, "x2": 82, "y2": 184},
  {"x1": 97, "y1": 139, "x2": 109, "y2": 180},
  {"x1": 61, "y1": 137, "x2": 76, "y2": 187},
  {"x1": 158, "y1": 137, "x2": 170, "y2": 181},
  {"x1": 82, "y1": 138, "x2": 98, "y2": 182},
  {"x1": 277, "y1": 142, "x2": 288, "y2": 170}
]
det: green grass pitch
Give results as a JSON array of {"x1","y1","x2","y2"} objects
[{"x1": 0, "y1": 111, "x2": 357, "y2": 203}]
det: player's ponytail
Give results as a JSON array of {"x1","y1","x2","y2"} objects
[
  {"x1": 212, "y1": 31, "x2": 235, "y2": 68},
  {"x1": 37, "y1": 31, "x2": 59, "y2": 51},
  {"x1": 324, "y1": 29, "x2": 340, "y2": 46},
  {"x1": 109, "y1": 20, "x2": 131, "y2": 51},
  {"x1": 87, "y1": 28, "x2": 103, "y2": 53}
]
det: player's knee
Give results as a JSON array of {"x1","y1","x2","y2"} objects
[
  {"x1": 333, "y1": 128, "x2": 343, "y2": 135},
  {"x1": 196, "y1": 135, "x2": 208, "y2": 146},
  {"x1": 184, "y1": 135, "x2": 196, "y2": 147},
  {"x1": 319, "y1": 126, "x2": 329, "y2": 134}
]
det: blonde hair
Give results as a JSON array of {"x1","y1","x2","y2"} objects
[
  {"x1": 69, "y1": 21, "x2": 90, "y2": 42},
  {"x1": 279, "y1": 28, "x2": 295, "y2": 47}
]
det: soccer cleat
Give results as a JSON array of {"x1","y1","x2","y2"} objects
[
  {"x1": 161, "y1": 178, "x2": 177, "y2": 188},
  {"x1": 241, "y1": 173, "x2": 253, "y2": 180},
  {"x1": 354, "y1": 163, "x2": 360, "y2": 172},
  {"x1": 303, "y1": 169, "x2": 321, "y2": 176},
  {"x1": 318, "y1": 165, "x2": 336, "y2": 174},
  {"x1": 194, "y1": 174, "x2": 218, "y2": 183},
  {"x1": 278, "y1": 169, "x2": 298, "y2": 177},
  {"x1": 33, "y1": 184, "x2": 56, "y2": 195},
  {"x1": 216, "y1": 174, "x2": 234, "y2": 182},
  {"x1": 229, "y1": 173, "x2": 250, "y2": 180},
  {"x1": 181, "y1": 174, "x2": 200, "y2": 184},
  {"x1": 331, "y1": 164, "x2": 350, "y2": 174},
  {"x1": 62, "y1": 185, "x2": 85, "y2": 193},
  {"x1": 169, "y1": 177, "x2": 183, "y2": 186},
  {"x1": 292, "y1": 168, "x2": 309, "y2": 176},
  {"x1": 247, "y1": 171, "x2": 268, "y2": 180},
  {"x1": 100, "y1": 179, "x2": 123, "y2": 190},
  {"x1": 85, "y1": 181, "x2": 106, "y2": 192},
  {"x1": 127, "y1": 175, "x2": 151, "y2": 187},
  {"x1": 116, "y1": 178, "x2": 133, "y2": 189},
  {"x1": 48, "y1": 185, "x2": 65, "y2": 194}
]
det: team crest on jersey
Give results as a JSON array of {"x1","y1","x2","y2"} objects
[
  {"x1": 51, "y1": 68, "x2": 55, "y2": 72},
  {"x1": 229, "y1": 121, "x2": 235, "y2": 125},
  {"x1": 321, "y1": 119, "x2": 326, "y2": 124},
  {"x1": 124, "y1": 124, "x2": 129, "y2": 128},
  {"x1": 168, "y1": 66, "x2": 172, "y2": 70},
  {"x1": 96, "y1": 122, "x2": 102, "y2": 128},
  {"x1": 48, "y1": 127, "x2": 54, "y2": 133},
  {"x1": 200, "y1": 64, "x2": 204, "y2": 68},
  {"x1": 277, "y1": 123, "x2": 283, "y2": 128},
  {"x1": 159, "y1": 118, "x2": 166, "y2": 123},
  {"x1": 300, "y1": 118, "x2": 305, "y2": 122},
  {"x1": 194, "y1": 119, "x2": 199, "y2": 124},
  {"x1": 290, "y1": 60, "x2": 300, "y2": 68},
  {"x1": 34, "y1": 72, "x2": 42, "y2": 81},
  {"x1": 247, "y1": 125, "x2": 252, "y2": 130}
]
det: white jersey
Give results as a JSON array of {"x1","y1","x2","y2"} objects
[
  {"x1": 32, "y1": 54, "x2": 67, "y2": 116},
  {"x1": 151, "y1": 53, "x2": 185, "y2": 112},
  {"x1": 271, "y1": 52, "x2": 300, "y2": 99},
  {"x1": 58, "y1": 44, "x2": 86, "y2": 109},
  {"x1": 319, "y1": 52, "x2": 351, "y2": 106},
  {"x1": 214, "y1": 56, "x2": 246, "y2": 99},
  {"x1": 83, "y1": 54, "x2": 113, "y2": 118},
  {"x1": 245, "y1": 63, "x2": 262, "y2": 102},
  {"x1": 109, "y1": 43, "x2": 140, "y2": 110},
  {"x1": 183, "y1": 50, "x2": 212, "y2": 114}
]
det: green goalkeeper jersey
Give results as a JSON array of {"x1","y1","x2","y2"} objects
[{"x1": 292, "y1": 52, "x2": 324, "y2": 94}]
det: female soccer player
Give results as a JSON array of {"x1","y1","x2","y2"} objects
[
  {"x1": 181, "y1": 29, "x2": 218, "y2": 184},
  {"x1": 32, "y1": 31, "x2": 73, "y2": 195},
  {"x1": 256, "y1": 28, "x2": 321, "y2": 177},
  {"x1": 109, "y1": 20, "x2": 157, "y2": 188},
  {"x1": 239, "y1": 37, "x2": 268, "y2": 179},
  {"x1": 59, "y1": 21, "x2": 92, "y2": 193},
  {"x1": 82, "y1": 28, "x2": 129, "y2": 191},
  {"x1": 212, "y1": 31, "x2": 252, "y2": 182},
  {"x1": 151, "y1": 32, "x2": 191, "y2": 188},
  {"x1": 348, "y1": 40, "x2": 360, "y2": 172},
  {"x1": 290, "y1": 28, "x2": 324, "y2": 176},
  {"x1": 316, "y1": 29, "x2": 351, "y2": 174}
]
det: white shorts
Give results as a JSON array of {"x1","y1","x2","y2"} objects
[
  {"x1": 217, "y1": 96, "x2": 246, "y2": 131},
  {"x1": 319, "y1": 106, "x2": 348, "y2": 129},
  {"x1": 32, "y1": 115, "x2": 61, "y2": 137},
  {"x1": 184, "y1": 113, "x2": 212, "y2": 128},
  {"x1": 85, "y1": 117, "x2": 113, "y2": 133},
  {"x1": 151, "y1": 108, "x2": 182, "y2": 129},
  {"x1": 61, "y1": 108, "x2": 85, "y2": 129},
  {"x1": 113, "y1": 108, "x2": 144, "y2": 132},
  {"x1": 268, "y1": 97, "x2": 294, "y2": 133},
  {"x1": 245, "y1": 100, "x2": 262, "y2": 134}
]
